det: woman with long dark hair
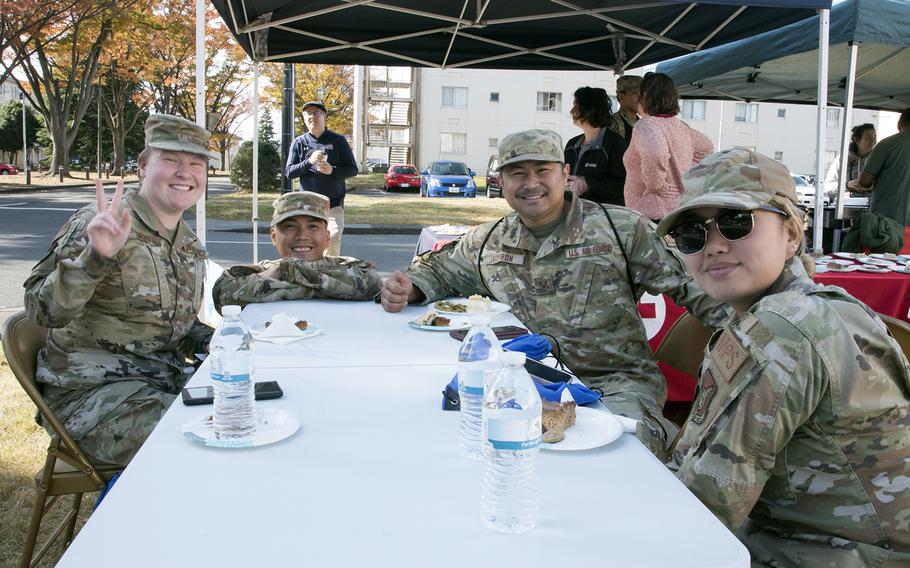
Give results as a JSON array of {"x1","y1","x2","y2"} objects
[{"x1": 563, "y1": 86, "x2": 628, "y2": 205}]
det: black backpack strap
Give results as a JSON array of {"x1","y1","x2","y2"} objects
[
  {"x1": 477, "y1": 216, "x2": 506, "y2": 296},
  {"x1": 595, "y1": 202, "x2": 638, "y2": 302}
]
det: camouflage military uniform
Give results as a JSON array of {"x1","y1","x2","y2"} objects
[
  {"x1": 670, "y1": 257, "x2": 910, "y2": 566},
  {"x1": 407, "y1": 191, "x2": 725, "y2": 453},
  {"x1": 24, "y1": 191, "x2": 212, "y2": 466},
  {"x1": 212, "y1": 256, "x2": 381, "y2": 311}
]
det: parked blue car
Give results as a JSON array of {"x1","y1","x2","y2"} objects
[{"x1": 420, "y1": 161, "x2": 477, "y2": 198}]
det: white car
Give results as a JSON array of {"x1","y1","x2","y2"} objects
[{"x1": 794, "y1": 175, "x2": 830, "y2": 208}]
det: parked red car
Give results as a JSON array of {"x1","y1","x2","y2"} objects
[
  {"x1": 0, "y1": 163, "x2": 18, "y2": 175},
  {"x1": 384, "y1": 164, "x2": 420, "y2": 192}
]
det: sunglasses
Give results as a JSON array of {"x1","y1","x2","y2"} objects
[{"x1": 668, "y1": 206, "x2": 790, "y2": 255}]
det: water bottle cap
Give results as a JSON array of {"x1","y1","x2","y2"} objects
[
  {"x1": 501, "y1": 351, "x2": 526, "y2": 365},
  {"x1": 222, "y1": 305, "x2": 241, "y2": 317}
]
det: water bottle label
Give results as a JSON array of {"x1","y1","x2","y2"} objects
[
  {"x1": 211, "y1": 369, "x2": 251, "y2": 383},
  {"x1": 458, "y1": 369, "x2": 484, "y2": 395},
  {"x1": 487, "y1": 416, "x2": 541, "y2": 451}
]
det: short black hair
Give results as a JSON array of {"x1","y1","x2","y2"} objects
[
  {"x1": 640, "y1": 72, "x2": 680, "y2": 116},
  {"x1": 571, "y1": 86, "x2": 612, "y2": 128},
  {"x1": 900, "y1": 108, "x2": 910, "y2": 128}
]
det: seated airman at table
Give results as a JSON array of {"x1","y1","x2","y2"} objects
[
  {"x1": 213, "y1": 191, "x2": 381, "y2": 312},
  {"x1": 656, "y1": 148, "x2": 910, "y2": 567},
  {"x1": 380, "y1": 128, "x2": 726, "y2": 456},
  {"x1": 24, "y1": 114, "x2": 215, "y2": 467}
]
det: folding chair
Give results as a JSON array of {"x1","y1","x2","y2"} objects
[
  {"x1": 878, "y1": 313, "x2": 910, "y2": 359},
  {"x1": 654, "y1": 312, "x2": 715, "y2": 426},
  {"x1": 1, "y1": 311, "x2": 122, "y2": 568}
]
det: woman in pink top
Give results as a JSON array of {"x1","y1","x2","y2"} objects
[{"x1": 623, "y1": 73, "x2": 714, "y2": 221}]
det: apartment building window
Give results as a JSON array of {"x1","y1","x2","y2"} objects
[
  {"x1": 536, "y1": 91, "x2": 562, "y2": 112},
  {"x1": 681, "y1": 100, "x2": 706, "y2": 120},
  {"x1": 440, "y1": 132, "x2": 467, "y2": 154},
  {"x1": 777, "y1": 108, "x2": 787, "y2": 118},
  {"x1": 774, "y1": 151, "x2": 784, "y2": 161},
  {"x1": 441, "y1": 86, "x2": 468, "y2": 108},
  {"x1": 489, "y1": 92, "x2": 500, "y2": 103},
  {"x1": 734, "y1": 103, "x2": 758, "y2": 123},
  {"x1": 488, "y1": 137, "x2": 498, "y2": 147},
  {"x1": 826, "y1": 108, "x2": 840, "y2": 128}
]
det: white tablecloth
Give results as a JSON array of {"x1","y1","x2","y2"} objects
[
  {"x1": 415, "y1": 225, "x2": 470, "y2": 256},
  {"x1": 56, "y1": 300, "x2": 749, "y2": 568}
]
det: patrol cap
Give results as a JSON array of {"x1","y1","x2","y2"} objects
[
  {"x1": 144, "y1": 114, "x2": 217, "y2": 159},
  {"x1": 617, "y1": 75, "x2": 642, "y2": 92},
  {"x1": 498, "y1": 129, "x2": 564, "y2": 168},
  {"x1": 271, "y1": 191, "x2": 330, "y2": 226},
  {"x1": 301, "y1": 101, "x2": 327, "y2": 114},
  {"x1": 656, "y1": 148, "x2": 798, "y2": 237}
]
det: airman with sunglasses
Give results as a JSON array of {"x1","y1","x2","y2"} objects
[{"x1": 657, "y1": 148, "x2": 910, "y2": 566}]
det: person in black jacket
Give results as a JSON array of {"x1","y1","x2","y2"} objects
[
  {"x1": 564, "y1": 86, "x2": 628, "y2": 206},
  {"x1": 286, "y1": 101, "x2": 358, "y2": 256}
]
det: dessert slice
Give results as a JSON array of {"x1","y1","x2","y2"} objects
[{"x1": 541, "y1": 400, "x2": 577, "y2": 443}]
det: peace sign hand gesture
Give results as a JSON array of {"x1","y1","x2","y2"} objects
[{"x1": 87, "y1": 180, "x2": 132, "y2": 258}]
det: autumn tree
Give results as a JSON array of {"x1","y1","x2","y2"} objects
[
  {"x1": 203, "y1": 19, "x2": 251, "y2": 169},
  {"x1": 2, "y1": 1, "x2": 135, "y2": 175},
  {"x1": 0, "y1": 0, "x2": 79, "y2": 85},
  {"x1": 262, "y1": 64, "x2": 354, "y2": 135}
]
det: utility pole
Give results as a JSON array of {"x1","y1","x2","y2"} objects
[
  {"x1": 96, "y1": 92, "x2": 101, "y2": 179},
  {"x1": 20, "y1": 93, "x2": 30, "y2": 184},
  {"x1": 281, "y1": 63, "x2": 295, "y2": 193}
]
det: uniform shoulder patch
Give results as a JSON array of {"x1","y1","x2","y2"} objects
[{"x1": 710, "y1": 328, "x2": 750, "y2": 383}]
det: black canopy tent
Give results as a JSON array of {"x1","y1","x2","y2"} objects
[
  {"x1": 201, "y1": 0, "x2": 833, "y2": 257},
  {"x1": 210, "y1": 1, "x2": 830, "y2": 71}
]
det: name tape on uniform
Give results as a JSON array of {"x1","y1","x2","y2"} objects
[{"x1": 565, "y1": 244, "x2": 612, "y2": 259}]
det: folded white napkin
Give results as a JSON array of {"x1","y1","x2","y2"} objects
[
  {"x1": 613, "y1": 414, "x2": 639, "y2": 434},
  {"x1": 254, "y1": 313, "x2": 322, "y2": 345}
]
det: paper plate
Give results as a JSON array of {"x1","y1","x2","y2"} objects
[
  {"x1": 824, "y1": 264, "x2": 858, "y2": 272},
  {"x1": 250, "y1": 324, "x2": 322, "y2": 344},
  {"x1": 833, "y1": 252, "x2": 863, "y2": 259},
  {"x1": 857, "y1": 257, "x2": 896, "y2": 267},
  {"x1": 408, "y1": 317, "x2": 471, "y2": 331},
  {"x1": 869, "y1": 253, "x2": 903, "y2": 262},
  {"x1": 541, "y1": 407, "x2": 623, "y2": 451},
  {"x1": 433, "y1": 298, "x2": 511, "y2": 316},
  {"x1": 889, "y1": 265, "x2": 910, "y2": 274},
  {"x1": 856, "y1": 265, "x2": 890, "y2": 273},
  {"x1": 180, "y1": 408, "x2": 300, "y2": 448}
]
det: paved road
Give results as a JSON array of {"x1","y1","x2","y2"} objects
[{"x1": 0, "y1": 180, "x2": 418, "y2": 327}]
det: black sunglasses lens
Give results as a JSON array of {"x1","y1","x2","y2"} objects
[
  {"x1": 716, "y1": 210, "x2": 754, "y2": 240},
  {"x1": 670, "y1": 222, "x2": 707, "y2": 254}
]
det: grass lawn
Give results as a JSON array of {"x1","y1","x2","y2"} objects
[
  {"x1": 206, "y1": 188, "x2": 511, "y2": 226},
  {"x1": 0, "y1": 350, "x2": 94, "y2": 568}
]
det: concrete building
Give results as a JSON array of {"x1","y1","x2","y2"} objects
[{"x1": 358, "y1": 66, "x2": 901, "y2": 179}]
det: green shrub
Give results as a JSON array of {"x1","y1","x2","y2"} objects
[{"x1": 230, "y1": 140, "x2": 281, "y2": 192}]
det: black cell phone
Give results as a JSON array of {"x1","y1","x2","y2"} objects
[
  {"x1": 181, "y1": 381, "x2": 284, "y2": 406},
  {"x1": 523, "y1": 358, "x2": 575, "y2": 385},
  {"x1": 449, "y1": 325, "x2": 529, "y2": 342}
]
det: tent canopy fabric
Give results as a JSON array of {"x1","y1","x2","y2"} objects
[
  {"x1": 656, "y1": 0, "x2": 910, "y2": 111},
  {"x1": 211, "y1": 0, "x2": 830, "y2": 71}
]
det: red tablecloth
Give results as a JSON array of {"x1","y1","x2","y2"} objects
[
  {"x1": 648, "y1": 270, "x2": 910, "y2": 403},
  {"x1": 815, "y1": 271, "x2": 910, "y2": 323}
]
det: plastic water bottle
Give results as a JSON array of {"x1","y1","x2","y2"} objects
[
  {"x1": 210, "y1": 305, "x2": 256, "y2": 442},
  {"x1": 481, "y1": 351, "x2": 542, "y2": 533},
  {"x1": 457, "y1": 314, "x2": 502, "y2": 460}
]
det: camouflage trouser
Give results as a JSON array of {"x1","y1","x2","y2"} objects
[
  {"x1": 739, "y1": 519, "x2": 910, "y2": 567},
  {"x1": 42, "y1": 381, "x2": 177, "y2": 467}
]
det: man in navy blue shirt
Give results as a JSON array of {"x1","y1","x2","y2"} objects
[{"x1": 286, "y1": 101, "x2": 358, "y2": 255}]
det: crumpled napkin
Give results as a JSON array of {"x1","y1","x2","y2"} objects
[{"x1": 253, "y1": 313, "x2": 322, "y2": 345}]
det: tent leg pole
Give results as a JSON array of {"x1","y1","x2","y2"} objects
[
  {"x1": 195, "y1": 0, "x2": 207, "y2": 247},
  {"x1": 253, "y1": 63, "x2": 260, "y2": 264},
  {"x1": 812, "y1": 8, "x2": 830, "y2": 254}
]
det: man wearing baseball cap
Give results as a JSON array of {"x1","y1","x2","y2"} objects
[
  {"x1": 24, "y1": 114, "x2": 217, "y2": 466},
  {"x1": 610, "y1": 75, "x2": 642, "y2": 144},
  {"x1": 380, "y1": 128, "x2": 724, "y2": 456},
  {"x1": 212, "y1": 191, "x2": 380, "y2": 311},
  {"x1": 285, "y1": 101, "x2": 358, "y2": 256}
]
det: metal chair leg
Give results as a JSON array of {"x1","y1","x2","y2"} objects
[{"x1": 63, "y1": 493, "x2": 83, "y2": 546}]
